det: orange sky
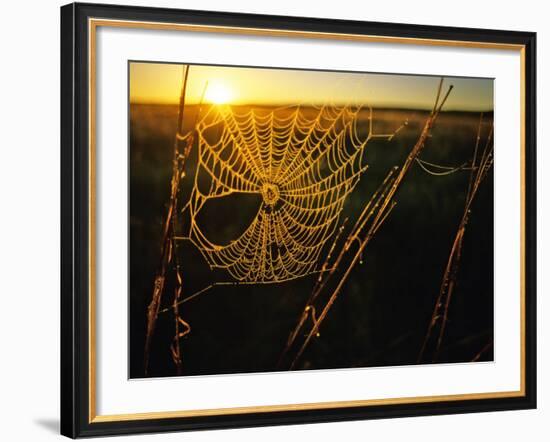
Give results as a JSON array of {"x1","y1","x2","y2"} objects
[{"x1": 129, "y1": 62, "x2": 493, "y2": 111}]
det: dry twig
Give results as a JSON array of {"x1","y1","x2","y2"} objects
[
  {"x1": 417, "y1": 113, "x2": 494, "y2": 363},
  {"x1": 281, "y1": 79, "x2": 454, "y2": 370}
]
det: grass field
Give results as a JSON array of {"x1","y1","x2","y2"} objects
[{"x1": 129, "y1": 103, "x2": 494, "y2": 378}]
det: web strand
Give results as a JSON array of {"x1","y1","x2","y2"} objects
[{"x1": 182, "y1": 104, "x2": 383, "y2": 283}]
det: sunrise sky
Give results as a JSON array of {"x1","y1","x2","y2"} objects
[{"x1": 129, "y1": 62, "x2": 493, "y2": 111}]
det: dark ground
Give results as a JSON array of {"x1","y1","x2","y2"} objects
[{"x1": 129, "y1": 103, "x2": 494, "y2": 378}]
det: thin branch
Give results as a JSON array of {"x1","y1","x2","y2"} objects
[
  {"x1": 471, "y1": 340, "x2": 493, "y2": 362},
  {"x1": 417, "y1": 114, "x2": 494, "y2": 363},
  {"x1": 284, "y1": 79, "x2": 454, "y2": 370},
  {"x1": 143, "y1": 65, "x2": 191, "y2": 375},
  {"x1": 276, "y1": 163, "x2": 399, "y2": 368}
]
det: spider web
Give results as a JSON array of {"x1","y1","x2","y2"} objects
[{"x1": 181, "y1": 103, "x2": 381, "y2": 284}]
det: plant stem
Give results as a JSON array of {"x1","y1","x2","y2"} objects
[
  {"x1": 285, "y1": 79, "x2": 453, "y2": 370},
  {"x1": 144, "y1": 65, "x2": 190, "y2": 375}
]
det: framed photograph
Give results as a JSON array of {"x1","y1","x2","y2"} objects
[{"x1": 60, "y1": 2, "x2": 536, "y2": 438}]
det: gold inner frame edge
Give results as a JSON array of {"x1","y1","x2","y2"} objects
[{"x1": 87, "y1": 17, "x2": 527, "y2": 424}]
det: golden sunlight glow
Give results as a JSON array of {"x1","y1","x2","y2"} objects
[
  {"x1": 129, "y1": 62, "x2": 494, "y2": 111},
  {"x1": 205, "y1": 83, "x2": 233, "y2": 104}
]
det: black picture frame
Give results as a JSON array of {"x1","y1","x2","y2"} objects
[{"x1": 61, "y1": 2, "x2": 537, "y2": 438}]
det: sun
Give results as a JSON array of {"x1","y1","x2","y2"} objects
[{"x1": 205, "y1": 83, "x2": 233, "y2": 104}]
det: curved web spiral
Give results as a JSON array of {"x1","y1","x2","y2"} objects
[{"x1": 183, "y1": 103, "x2": 375, "y2": 283}]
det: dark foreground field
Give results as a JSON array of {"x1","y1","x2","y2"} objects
[{"x1": 129, "y1": 103, "x2": 494, "y2": 378}]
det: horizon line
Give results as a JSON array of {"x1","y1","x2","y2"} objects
[{"x1": 129, "y1": 101, "x2": 494, "y2": 113}]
